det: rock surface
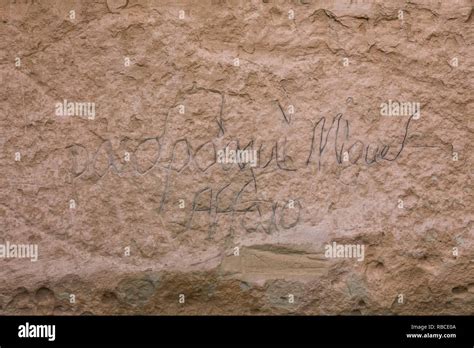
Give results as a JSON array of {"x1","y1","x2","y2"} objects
[{"x1": 0, "y1": 0, "x2": 473, "y2": 315}]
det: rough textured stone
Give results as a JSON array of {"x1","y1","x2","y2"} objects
[{"x1": 0, "y1": 0, "x2": 473, "y2": 315}]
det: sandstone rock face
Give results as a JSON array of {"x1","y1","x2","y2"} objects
[{"x1": 0, "y1": 0, "x2": 473, "y2": 315}]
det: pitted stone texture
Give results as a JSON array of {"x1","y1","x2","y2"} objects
[{"x1": 0, "y1": 0, "x2": 472, "y2": 314}]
